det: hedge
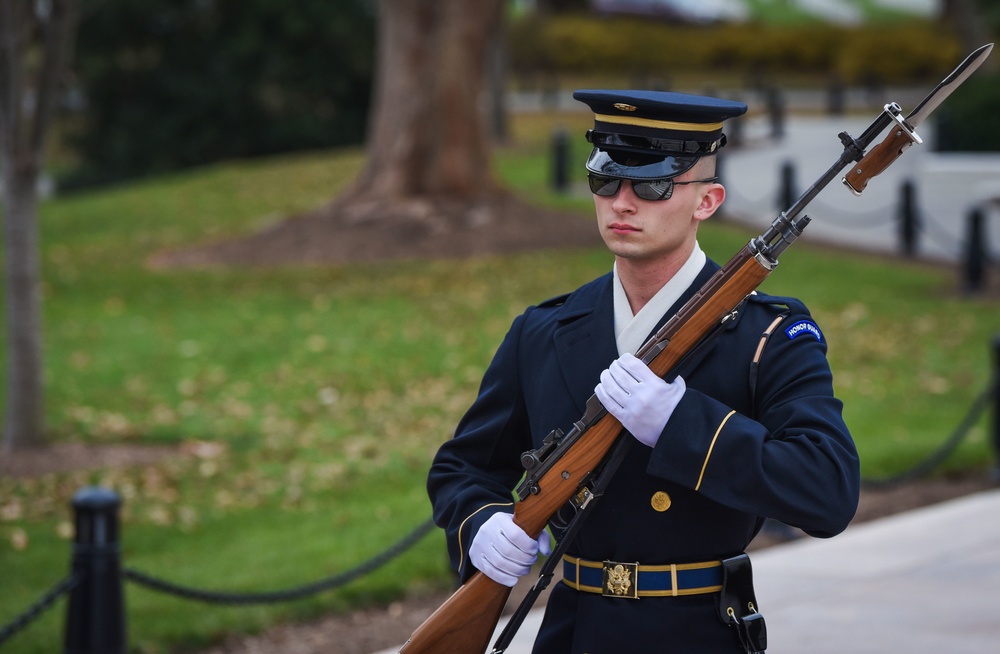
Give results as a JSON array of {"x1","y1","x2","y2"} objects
[{"x1": 507, "y1": 14, "x2": 964, "y2": 86}]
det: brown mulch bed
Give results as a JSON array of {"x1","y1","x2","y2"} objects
[
  {"x1": 146, "y1": 192, "x2": 603, "y2": 269},
  {"x1": 0, "y1": 442, "x2": 181, "y2": 478}
]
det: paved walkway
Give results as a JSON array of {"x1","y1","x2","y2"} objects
[
  {"x1": 753, "y1": 488, "x2": 1000, "y2": 653},
  {"x1": 376, "y1": 488, "x2": 1000, "y2": 653},
  {"x1": 720, "y1": 111, "x2": 1000, "y2": 266}
]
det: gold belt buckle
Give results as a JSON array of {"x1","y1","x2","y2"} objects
[{"x1": 602, "y1": 561, "x2": 639, "y2": 599}]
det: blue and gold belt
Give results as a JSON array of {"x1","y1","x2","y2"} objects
[{"x1": 562, "y1": 555, "x2": 723, "y2": 599}]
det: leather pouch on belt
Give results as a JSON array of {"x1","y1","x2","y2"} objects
[{"x1": 717, "y1": 553, "x2": 767, "y2": 654}]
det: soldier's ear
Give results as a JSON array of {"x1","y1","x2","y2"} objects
[{"x1": 693, "y1": 183, "x2": 725, "y2": 223}]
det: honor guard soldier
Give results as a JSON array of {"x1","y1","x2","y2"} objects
[{"x1": 427, "y1": 89, "x2": 861, "y2": 653}]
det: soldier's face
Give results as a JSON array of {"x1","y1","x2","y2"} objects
[{"x1": 593, "y1": 171, "x2": 724, "y2": 267}]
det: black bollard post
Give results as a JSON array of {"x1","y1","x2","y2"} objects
[
  {"x1": 551, "y1": 127, "x2": 570, "y2": 194},
  {"x1": 727, "y1": 115, "x2": 744, "y2": 149},
  {"x1": 897, "y1": 179, "x2": 920, "y2": 258},
  {"x1": 64, "y1": 487, "x2": 127, "y2": 654},
  {"x1": 778, "y1": 160, "x2": 797, "y2": 212},
  {"x1": 962, "y1": 207, "x2": 986, "y2": 293},
  {"x1": 766, "y1": 87, "x2": 785, "y2": 140},
  {"x1": 827, "y1": 74, "x2": 845, "y2": 116}
]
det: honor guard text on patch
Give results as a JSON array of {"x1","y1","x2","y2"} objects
[{"x1": 785, "y1": 320, "x2": 822, "y2": 342}]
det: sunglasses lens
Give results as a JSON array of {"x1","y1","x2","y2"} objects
[
  {"x1": 588, "y1": 174, "x2": 621, "y2": 196},
  {"x1": 589, "y1": 174, "x2": 676, "y2": 201},
  {"x1": 632, "y1": 179, "x2": 673, "y2": 201}
]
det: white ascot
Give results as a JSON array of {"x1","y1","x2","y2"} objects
[{"x1": 613, "y1": 242, "x2": 706, "y2": 356}]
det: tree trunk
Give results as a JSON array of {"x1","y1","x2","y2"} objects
[
  {"x1": 142, "y1": 0, "x2": 603, "y2": 269},
  {"x1": 1, "y1": 0, "x2": 78, "y2": 451},
  {"x1": 349, "y1": 0, "x2": 505, "y2": 204},
  {"x1": 2, "y1": 160, "x2": 46, "y2": 451}
]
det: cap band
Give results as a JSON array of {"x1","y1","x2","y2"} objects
[{"x1": 595, "y1": 113, "x2": 723, "y2": 133}]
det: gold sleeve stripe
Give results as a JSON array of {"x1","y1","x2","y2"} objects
[
  {"x1": 457, "y1": 501, "x2": 514, "y2": 575},
  {"x1": 594, "y1": 113, "x2": 723, "y2": 132},
  {"x1": 695, "y1": 410, "x2": 736, "y2": 491}
]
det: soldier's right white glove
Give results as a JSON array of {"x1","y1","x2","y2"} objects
[
  {"x1": 595, "y1": 352, "x2": 686, "y2": 448},
  {"x1": 469, "y1": 512, "x2": 551, "y2": 587}
]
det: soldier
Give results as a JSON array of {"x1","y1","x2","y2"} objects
[{"x1": 427, "y1": 89, "x2": 860, "y2": 653}]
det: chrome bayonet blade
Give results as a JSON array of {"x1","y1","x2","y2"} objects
[{"x1": 906, "y1": 43, "x2": 993, "y2": 128}]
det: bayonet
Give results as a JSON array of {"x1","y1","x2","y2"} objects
[{"x1": 843, "y1": 43, "x2": 994, "y2": 195}]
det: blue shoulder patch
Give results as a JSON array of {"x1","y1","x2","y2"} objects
[{"x1": 785, "y1": 320, "x2": 822, "y2": 342}]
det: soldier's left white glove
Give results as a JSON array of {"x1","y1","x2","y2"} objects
[
  {"x1": 469, "y1": 512, "x2": 551, "y2": 587},
  {"x1": 594, "y1": 352, "x2": 686, "y2": 448}
]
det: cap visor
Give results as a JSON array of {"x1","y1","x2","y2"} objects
[{"x1": 585, "y1": 148, "x2": 699, "y2": 180}]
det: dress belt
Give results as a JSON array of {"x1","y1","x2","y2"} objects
[{"x1": 561, "y1": 554, "x2": 723, "y2": 599}]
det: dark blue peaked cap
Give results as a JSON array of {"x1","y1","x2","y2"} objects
[{"x1": 573, "y1": 89, "x2": 748, "y2": 179}]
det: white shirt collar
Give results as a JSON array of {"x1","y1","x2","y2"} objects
[{"x1": 613, "y1": 242, "x2": 707, "y2": 355}]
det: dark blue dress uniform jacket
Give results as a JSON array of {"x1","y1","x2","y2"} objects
[{"x1": 428, "y1": 260, "x2": 860, "y2": 653}]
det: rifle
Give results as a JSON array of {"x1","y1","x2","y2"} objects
[{"x1": 399, "y1": 43, "x2": 994, "y2": 654}]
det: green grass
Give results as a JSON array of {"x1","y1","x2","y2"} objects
[
  {"x1": 1, "y1": 110, "x2": 997, "y2": 653},
  {"x1": 743, "y1": 0, "x2": 930, "y2": 24}
]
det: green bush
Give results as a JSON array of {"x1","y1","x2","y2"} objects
[
  {"x1": 833, "y1": 26, "x2": 964, "y2": 85},
  {"x1": 935, "y1": 74, "x2": 1000, "y2": 151},
  {"x1": 507, "y1": 14, "x2": 962, "y2": 86},
  {"x1": 66, "y1": 0, "x2": 375, "y2": 188}
]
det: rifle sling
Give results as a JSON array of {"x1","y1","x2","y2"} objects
[{"x1": 490, "y1": 435, "x2": 635, "y2": 654}]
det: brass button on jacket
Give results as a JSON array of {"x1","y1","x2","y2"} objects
[{"x1": 651, "y1": 491, "x2": 672, "y2": 512}]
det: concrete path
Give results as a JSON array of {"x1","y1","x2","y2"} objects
[{"x1": 754, "y1": 488, "x2": 1000, "y2": 653}]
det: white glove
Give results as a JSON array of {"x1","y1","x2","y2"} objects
[
  {"x1": 594, "y1": 352, "x2": 686, "y2": 448},
  {"x1": 469, "y1": 512, "x2": 552, "y2": 587}
]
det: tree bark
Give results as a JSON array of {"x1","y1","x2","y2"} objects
[
  {"x1": 2, "y1": 157, "x2": 46, "y2": 451},
  {"x1": 349, "y1": 0, "x2": 505, "y2": 204},
  {"x1": 1, "y1": 0, "x2": 79, "y2": 451}
]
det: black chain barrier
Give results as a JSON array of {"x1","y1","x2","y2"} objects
[
  {"x1": 0, "y1": 517, "x2": 435, "y2": 649},
  {"x1": 123, "y1": 517, "x2": 436, "y2": 605},
  {"x1": 0, "y1": 376, "x2": 995, "y2": 648},
  {"x1": 0, "y1": 573, "x2": 82, "y2": 647},
  {"x1": 861, "y1": 380, "x2": 996, "y2": 488}
]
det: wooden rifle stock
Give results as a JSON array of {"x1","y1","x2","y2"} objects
[{"x1": 400, "y1": 246, "x2": 774, "y2": 654}]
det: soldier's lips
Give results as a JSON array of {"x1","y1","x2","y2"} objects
[{"x1": 609, "y1": 222, "x2": 640, "y2": 235}]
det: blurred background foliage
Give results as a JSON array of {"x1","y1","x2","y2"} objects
[
  {"x1": 507, "y1": 15, "x2": 962, "y2": 86},
  {"x1": 64, "y1": 0, "x2": 376, "y2": 189},
  {"x1": 60, "y1": 0, "x2": 1000, "y2": 188},
  {"x1": 936, "y1": 73, "x2": 1000, "y2": 151}
]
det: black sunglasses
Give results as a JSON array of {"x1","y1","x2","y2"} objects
[{"x1": 587, "y1": 173, "x2": 719, "y2": 201}]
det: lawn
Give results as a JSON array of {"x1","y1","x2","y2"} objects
[{"x1": 0, "y1": 109, "x2": 996, "y2": 653}]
